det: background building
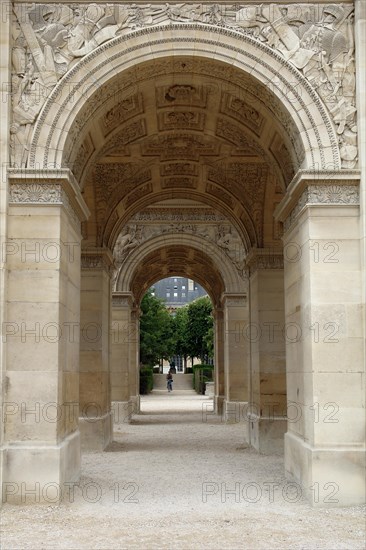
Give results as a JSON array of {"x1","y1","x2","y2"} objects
[{"x1": 151, "y1": 277, "x2": 207, "y2": 312}]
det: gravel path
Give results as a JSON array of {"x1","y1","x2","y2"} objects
[{"x1": 1, "y1": 392, "x2": 365, "y2": 549}]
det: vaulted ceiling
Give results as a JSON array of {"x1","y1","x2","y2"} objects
[{"x1": 71, "y1": 57, "x2": 303, "y2": 249}]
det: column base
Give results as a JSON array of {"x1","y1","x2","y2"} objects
[
  {"x1": 79, "y1": 411, "x2": 112, "y2": 451},
  {"x1": 214, "y1": 395, "x2": 225, "y2": 415},
  {"x1": 1, "y1": 430, "x2": 80, "y2": 504},
  {"x1": 285, "y1": 431, "x2": 366, "y2": 507},
  {"x1": 224, "y1": 400, "x2": 248, "y2": 423},
  {"x1": 249, "y1": 416, "x2": 286, "y2": 455},
  {"x1": 130, "y1": 395, "x2": 140, "y2": 415},
  {"x1": 112, "y1": 401, "x2": 135, "y2": 424}
]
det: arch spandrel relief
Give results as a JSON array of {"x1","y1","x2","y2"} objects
[
  {"x1": 110, "y1": 207, "x2": 249, "y2": 292},
  {"x1": 10, "y1": 3, "x2": 356, "y2": 171}
]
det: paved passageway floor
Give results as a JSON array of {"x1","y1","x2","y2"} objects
[{"x1": 1, "y1": 392, "x2": 365, "y2": 549}]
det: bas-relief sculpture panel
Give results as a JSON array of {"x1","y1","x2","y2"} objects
[
  {"x1": 111, "y1": 209, "x2": 249, "y2": 289},
  {"x1": 10, "y1": 3, "x2": 357, "y2": 169}
]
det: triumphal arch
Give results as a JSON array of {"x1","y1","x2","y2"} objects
[{"x1": 0, "y1": 1, "x2": 365, "y2": 506}]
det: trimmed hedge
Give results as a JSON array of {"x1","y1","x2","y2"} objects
[
  {"x1": 140, "y1": 367, "x2": 154, "y2": 394},
  {"x1": 192, "y1": 364, "x2": 214, "y2": 394}
]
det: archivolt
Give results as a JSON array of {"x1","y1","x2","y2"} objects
[{"x1": 29, "y1": 25, "x2": 340, "y2": 172}]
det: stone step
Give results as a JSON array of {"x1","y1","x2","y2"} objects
[{"x1": 153, "y1": 373, "x2": 193, "y2": 390}]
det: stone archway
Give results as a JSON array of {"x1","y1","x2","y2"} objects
[{"x1": 4, "y1": 7, "x2": 364, "y2": 507}]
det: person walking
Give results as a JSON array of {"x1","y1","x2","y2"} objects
[{"x1": 166, "y1": 370, "x2": 173, "y2": 392}]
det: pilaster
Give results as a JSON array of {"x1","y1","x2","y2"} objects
[
  {"x1": 111, "y1": 292, "x2": 135, "y2": 424},
  {"x1": 221, "y1": 293, "x2": 249, "y2": 426},
  {"x1": 79, "y1": 247, "x2": 113, "y2": 451},
  {"x1": 275, "y1": 170, "x2": 365, "y2": 506},
  {"x1": 246, "y1": 248, "x2": 286, "y2": 455},
  {"x1": 3, "y1": 169, "x2": 89, "y2": 502}
]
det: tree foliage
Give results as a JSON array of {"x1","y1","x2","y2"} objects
[
  {"x1": 140, "y1": 290, "x2": 214, "y2": 367},
  {"x1": 139, "y1": 290, "x2": 174, "y2": 366},
  {"x1": 172, "y1": 307, "x2": 190, "y2": 359},
  {"x1": 186, "y1": 296, "x2": 213, "y2": 361}
]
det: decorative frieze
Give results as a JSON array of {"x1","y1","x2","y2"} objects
[
  {"x1": 246, "y1": 248, "x2": 284, "y2": 274},
  {"x1": 284, "y1": 185, "x2": 360, "y2": 232},
  {"x1": 221, "y1": 294, "x2": 248, "y2": 307},
  {"x1": 131, "y1": 209, "x2": 226, "y2": 222},
  {"x1": 111, "y1": 210, "x2": 249, "y2": 290},
  {"x1": 81, "y1": 248, "x2": 114, "y2": 274},
  {"x1": 11, "y1": 3, "x2": 356, "y2": 169},
  {"x1": 275, "y1": 170, "x2": 361, "y2": 232},
  {"x1": 111, "y1": 293, "x2": 134, "y2": 308},
  {"x1": 7, "y1": 169, "x2": 90, "y2": 226}
]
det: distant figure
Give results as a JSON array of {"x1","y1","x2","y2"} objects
[{"x1": 166, "y1": 371, "x2": 173, "y2": 392}]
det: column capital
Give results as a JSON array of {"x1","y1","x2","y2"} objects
[
  {"x1": 246, "y1": 247, "x2": 284, "y2": 275},
  {"x1": 274, "y1": 169, "x2": 360, "y2": 233},
  {"x1": 81, "y1": 247, "x2": 113, "y2": 274},
  {"x1": 8, "y1": 168, "x2": 90, "y2": 224},
  {"x1": 111, "y1": 292, "x2": 135, "y2": 308},
  {"x1": 221, "y1": 293, "x2": 247, "y2": 307}
]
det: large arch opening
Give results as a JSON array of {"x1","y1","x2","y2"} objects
[{"x1": 5, "y1": 19, "x2": 364, "y2": 508}]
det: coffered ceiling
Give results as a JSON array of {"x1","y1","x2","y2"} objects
[{"x1": 72, "y1": 57, "x2": 299, "y2": 248}]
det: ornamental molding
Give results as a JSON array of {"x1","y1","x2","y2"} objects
[
  {"x1": 111, "y1": 216, "x2": 248, "y2": 290},
  {"x1": 283, "y1": 184, "x2": 360, "y2": 232},
  {"x1": 221, "y1": 293, "x2": 248, "y2": 307},
  {"x1": 131, "y1": 209, "x2": 227, "y2": 223},
  {"x1": 81, "y1": 247, "x2": 114, "y2": 273},
  {"x1": 7, "y1": 169, "x2": 90, "y2": 225},
  {"x1": 246, "y1": 248, "x2": 284, "y2": 273},
  {"x1": 10, "y1": 4, "x2": 356, "y2": 170},
  {"x1": 111, "y1": 293, "x2": 134, "y2": 308},
  {"x1": 274, "y1": 169, "x2": 360, "y2": 229}
]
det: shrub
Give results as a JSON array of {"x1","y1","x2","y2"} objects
[
  {"x1": 140, "y1": 367, "x2": 154, "y2": 394},
  {"x1": 192, "y1": 364, "x2": 214, "y2": 394}
]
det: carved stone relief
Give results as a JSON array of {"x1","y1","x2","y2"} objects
[
  {"x1": 10, "y1": 4, "x2": 356, "y2": 169},
  {"x1": 111, "y1": 208, "x2": 248, "y2": 289},
  {"x1": 94, "y1": 162, "x2": 151, "y2": 226},
  {"x1": 8, "y1": 181, "x2": 81, "y2": 227},
  {"x1": 283, "y1": 183, "x2": 360, "y2": 231}
]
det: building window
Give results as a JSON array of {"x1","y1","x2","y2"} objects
[
  {"x1": 182, "y1": 292, "x2": 186, "y2": 298},
  {"x1": 166, "y1": 293, "x2": 170, "y2": 298},
  {"x1": 174, "y1": 292, "x2": 178, "y2": 297},
  {"x1": 182, "y1": 286, "x2": 186, "y2": 290}
]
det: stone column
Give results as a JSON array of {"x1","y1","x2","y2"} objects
[
  {"x1": 213, "y1": 307, "x2": 225, "y2": 415},
  {"x1": 222, "y1": 294, "x2": 249, "y2": 424},
  {"x1": 79, "y1": 248, "x2": 113, "y2": 451},
  {"x1": 110, "y1": 292, "x2": 134, "y2": 424},
  {"x1": 246, "y1": 248, "x2": 286, "y2": 454},
  {"x1": 129, "y1": 307, "x2": 141, "y2": 415},
  {"x1": 3, "y1": 170, "x2": 89, "y2": 503},
  {"x1": 275, "y1": 170, "x2": 365, "y2": 506}
]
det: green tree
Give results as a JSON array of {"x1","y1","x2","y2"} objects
[
  {"x1": 139, "y1": 290, "x2": 174, "y2": 367},
  {"x1": 186, "y1": 296, "x2": 213, "y2": 362},
  {"x1": 172, "y1": 306, "x2": 190, "y2": 372}
]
